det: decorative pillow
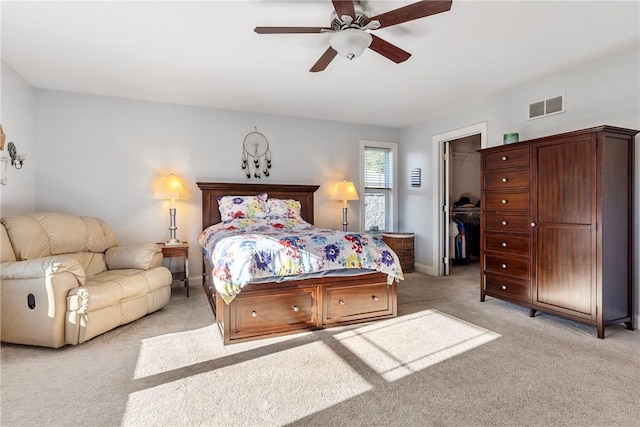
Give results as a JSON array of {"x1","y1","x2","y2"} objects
[
  {"x1": 266, "y1": 198, "x2": 302, "y2": 219},
  {"x1": 218, "y1": 193, "x2": 268, "y2": 221}
]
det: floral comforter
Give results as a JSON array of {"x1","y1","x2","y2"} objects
[{"x1": 199, "y1": 217, "x2": 404, "y2": 304}]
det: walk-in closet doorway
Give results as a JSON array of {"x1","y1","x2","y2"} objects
[{"x1": 433, "y1": 122, "x2": 487, "y2": 276}]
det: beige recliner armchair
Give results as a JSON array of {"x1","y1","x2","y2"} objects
[{"x1": 0, "y1": 212, "x2": 172, "y2": 348}]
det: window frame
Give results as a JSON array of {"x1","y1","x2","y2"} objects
[{"x1": 359, "y1": 140, "x2": 398, "y2": 233}]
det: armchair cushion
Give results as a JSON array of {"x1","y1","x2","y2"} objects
[{"x1": 105, "y1": 243, "x2": 162, "y2": 270}]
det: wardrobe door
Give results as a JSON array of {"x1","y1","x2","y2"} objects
[{"x1": 532, "y1": 134, "x2": 596, "y2": 318}]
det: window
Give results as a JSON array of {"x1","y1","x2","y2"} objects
[{"x1": 360, "y1": 140, "x2": 397, "y2": 232}]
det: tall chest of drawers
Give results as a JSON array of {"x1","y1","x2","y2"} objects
[
  {"x1": 480, "y1": 145, "x2": 532, "y2": 304},
  {"x1": 479, "y1": 126, "x2": 638, "y2": 338}
]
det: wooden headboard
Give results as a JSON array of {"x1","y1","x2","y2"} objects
[{"x1": 196, "y1": 182, "x2": 320, "y2": 230}]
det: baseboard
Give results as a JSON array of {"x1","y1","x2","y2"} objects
[
  {"x1": 414, "y1": 263, "x2": 436, "y2": 276},
  {"x1": 189, "y1": 276, "x2": 203, "y2": 287}
]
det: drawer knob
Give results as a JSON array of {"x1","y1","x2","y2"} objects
[
  {"x1": 501, "y1": 199, "x2": 508, "y2": 204},
  {"x1": 339, "y1": 299, "x2": 345, "y2": 305},
  {"x1": 501, "y1": 177, "x2": 508, "y2": 183},
  {"x1": 531, "y1": 222, "x2": 536, "y2": 227},
  {"x1": 501, "y1": 220, "x2": 508, "y2": 226},
  {"x1": 292, "y1": 305, "x2": 300, "y2": 312},
  {"x1": 501, "y1": 285, "x2": 508, "y2": 290},
  {"x1": 372, "y1": 295, "x2": 379, "y2": 302},
  {"x1": 501, "y1": 242, "x2": 508, "y2": 247},
  {"x1": 501, "y1": 156, "x2": 508, "y2": 161},
  {"x1": 251, "y1": 311, "x2": 258, "y2": 318},
  {"x1": 501, "y1": 263, "x2": 508, "y2": 269}
]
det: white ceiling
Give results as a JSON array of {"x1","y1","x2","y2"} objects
[{"x1": 2, "y1": 0, "x2": 639, "y2": 128}]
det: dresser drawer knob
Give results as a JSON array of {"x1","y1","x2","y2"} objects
[
  {"x1": 501, "y1": 263, "x2": 508, "y2": 269},
  {"x1": 501, "y1": 285, "x2": 508, "y2": 290},
  {"x1": 501, "y1": 220, "x2": 508, "y2": 226},
  {"x1": 501, "y1": 242, "x2": 508, "y2": 247},
  {"x1": 292, "y1": 305, "x2": 300, "y2": 312},
  {"x1": 531, "y1": 222, "x2": 536, "y2": 227},
  {"x1": 339, "y1": 299, "x2": 345, "y2": 305},
  {"x1": 372, "y1": 295, "x2": 379, "y2": 302},
  {"x1": 501, "y1": 199, "x2": 508, "y2": 204},
  {"x1": 501, "y1": 156, "x2": 508, "y2": 161},
  {"x1": 251, "y1": 311, "x2": 258, "y2": 318},
  {"x1": 501, "y1": 177, "x2": 508, "y2": 183}
]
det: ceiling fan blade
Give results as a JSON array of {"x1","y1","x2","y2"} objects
[
  {"x1": 369, "y1": 34, "x2": 411, "y2": 64},
  {"x1": 367, "y1": 0, "x2": 452, "y2": 29},
  {"x1": 310, "y1": 47, "x2": 338, "y2": 72},
  {"x1": 254, "y1": 27, "x2": 331, "y2": 34},
  {"x1": 332, "y1": 0, "x2": 356, "y2": 19}
]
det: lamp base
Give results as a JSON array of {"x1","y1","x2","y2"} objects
[
  {"x1": 164, "y1": 238, "x2": 182, "y2": 246},
  {"x1": 342, "y1": 206, "x2": 348, "y2": 232}
]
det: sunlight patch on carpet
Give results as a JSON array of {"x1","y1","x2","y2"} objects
[
  {"x1": 124, "y1": 340, "x2": 372, "y2": 426},
  {"x1": 335, "y1": 309, "x2": 501, "y2": 381},
  {"x1": 133, "y1": 324, "x2": 317, "y2": 379}
]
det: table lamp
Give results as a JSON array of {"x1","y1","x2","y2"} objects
[
  {"x1": 154, "y1": 173, "x2": 190, "y2": 245},
  {"x1": 332, "y1": 180, "x2": 359, "y2": 231}
]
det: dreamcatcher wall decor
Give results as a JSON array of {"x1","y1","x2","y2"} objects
[{"x1": 241, "y1": 126, "x2": 272, "y2": 179}]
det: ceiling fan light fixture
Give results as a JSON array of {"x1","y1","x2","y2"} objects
[{"x1": 330, "y1": 28, "x2": 372, "y2": 60}]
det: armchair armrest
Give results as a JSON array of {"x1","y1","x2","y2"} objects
[
  {"x1": 105, "y1": 243, "x2": 162, "y2": 270},
  {"x1": 1, "y1": 255, "x2": 86, "y2": 284},
  {"x1": 1, "y1": 255, "x2": 86, "y2": 348}
]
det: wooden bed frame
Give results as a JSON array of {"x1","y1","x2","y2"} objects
[{"x1": 197, "y1": 182, "x2": 398, "y2": 344}]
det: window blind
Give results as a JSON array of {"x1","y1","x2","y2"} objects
[{"x1": 364, "y1": 147, "x2": 393, "y2": 189}]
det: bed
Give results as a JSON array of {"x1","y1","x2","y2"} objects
[{"x1": 197, "y1": 182, "x2": 402, "y2": 344}]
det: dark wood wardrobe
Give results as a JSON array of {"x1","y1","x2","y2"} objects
[{"x1": 479, "y1": 125, "x2": 638, "y2": 338}]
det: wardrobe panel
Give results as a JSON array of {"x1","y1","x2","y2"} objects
[
  {"x1": 536, "y1": 139, "x2": 594, "y2": 225},
  {"x1": 536, "y1": 226, "x2": 593, "y2": 315}
]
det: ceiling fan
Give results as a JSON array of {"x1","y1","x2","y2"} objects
[{"x1": 254, "y1": 0, "x2": 453, "y2": 72}]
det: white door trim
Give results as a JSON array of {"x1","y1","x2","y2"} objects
[{"x1": 432, "y1": 122, "x2": 488, "y2": 276}]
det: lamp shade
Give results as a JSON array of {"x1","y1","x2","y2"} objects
[
  {"x1": 330, "y1": 29, "x2": 372, "y2": 60},
  {"x1": 332, "y1": 180, "x2": 359, "y2": 202},
  {"x1": 153, "y1": 174, "x2": 190, "y2": 200}
]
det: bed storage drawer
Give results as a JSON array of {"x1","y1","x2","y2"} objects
[
  {"x1": 230, "y1": 288, "x2": 316, "y2": 339},
  {"x1": 323, "y1": 282, "x2": 395, "y2": 325}
]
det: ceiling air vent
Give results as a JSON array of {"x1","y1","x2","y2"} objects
[{"x1": 528, "y1": 94, "x2": 565, "y2": 120}]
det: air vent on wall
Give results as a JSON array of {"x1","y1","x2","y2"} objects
[{"x1": 528, "y1": 94, "x2": 565, "y2": 120}]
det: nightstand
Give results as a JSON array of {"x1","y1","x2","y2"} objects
[
  {"x1": 157, "y1": 242, "x2": 190, "y2": 297},
  {"x1": 382, "y1": 232, "x2": 415, "y2": 273}
]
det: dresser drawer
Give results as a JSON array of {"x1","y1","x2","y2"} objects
[
  {"x1": 484, "y1": 192, "x2": 529, "y2": 211},
  {"x1": 484, "y1": 214, "x2": 531, "y2": 233},
  {"x1": 485, "y1": 254, "x2": 530, "y2": 279},
  {"x1": 484, "y1": 168, "x2": 529, "y2": 190},
  {"x1": 484, "y1": 146, "x2": 530, "y2": 170},
  {"x1": 231, "y1": 289, "x2": 315, "y2": 338},
  {"x1": 484, "y1": 233, "x2": 530, "y2": 257},
  {"x1": 484, "y1": 274, "x2": 530, "y2": 303},
  {"x1": 323, "y1": 282, "x2": 393, "y2": 325}
]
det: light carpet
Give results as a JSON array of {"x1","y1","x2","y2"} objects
[{"x1": 1, "y1": 264, "x2": 639, "y2": 426}]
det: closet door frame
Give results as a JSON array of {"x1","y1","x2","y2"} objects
[{"x1": 433, "y1": 122, "x2": 488, "y2": 276}]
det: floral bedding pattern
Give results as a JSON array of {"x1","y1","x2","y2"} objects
[{"x1": 199, "y1": 217, "x2": 404, "y2": 304}]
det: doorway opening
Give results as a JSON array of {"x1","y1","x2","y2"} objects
[
  {"x1": 446, "y1": 135, "x2": 481, "y2": 275},
  {"x1": 432, "y1": 122, "x2": 487, "y2": 276}
]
